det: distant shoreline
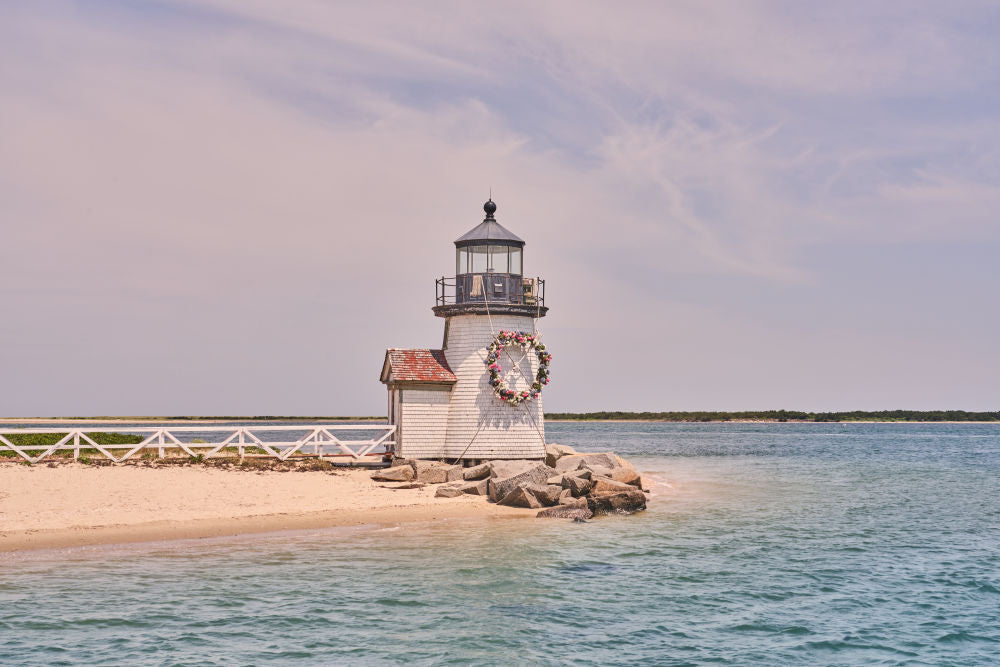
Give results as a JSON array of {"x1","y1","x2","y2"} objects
[
  {"x1": 3, "y1": 411, "x2": 999, "y2": 424},
  {"x1": 545, "y1": 410, "x2": 1000, "y2": 423},
  {"x1": 545, "y1": 419, "x2": 1000, "y2": 424}
]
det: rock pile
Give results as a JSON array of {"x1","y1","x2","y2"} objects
[{"x1": 371, "y1": 444, "x2": 647, "y2": 520}]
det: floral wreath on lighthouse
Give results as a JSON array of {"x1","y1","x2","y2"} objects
[{"x1": 485, "y1": 330, "x2": 552, "y2": 406}]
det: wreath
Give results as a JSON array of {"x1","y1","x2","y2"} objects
[{"x1": 485, "y1": 330, "x2": 552, "y2": 406}]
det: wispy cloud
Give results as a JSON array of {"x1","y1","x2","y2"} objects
[{"x1": 1, "y1": 1, "x2": 998, "y2": 414}]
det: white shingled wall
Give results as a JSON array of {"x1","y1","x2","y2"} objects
[
  {"x1": 398, "y1": 388, "x2": 452, "y2": 458},
  {"x1": 441, "y1": 314, "x2": 546, "y2": 460}
]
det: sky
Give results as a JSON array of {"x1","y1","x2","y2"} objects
[{"x1": 2, "y1": 1, "x2": 999, "y2": 416}]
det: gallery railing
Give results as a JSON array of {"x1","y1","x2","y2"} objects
[{"x1": 436, "y1": 275, "x2": 545, "y2": 307}]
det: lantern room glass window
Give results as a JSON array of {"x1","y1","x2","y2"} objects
[
  {"x1": 456, "y1": 244, "x2": 523, "y2": 275},
  {"x1": 510, "y1": 247, "x2": 522, "y2": 275},
  {"x1": 489, "y1": 246, "x2": 509, "y2": 273},
  {"x1": 469, "y1": 245, "x2": 488, "y2": 273}
]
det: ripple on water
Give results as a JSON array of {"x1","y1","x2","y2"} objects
[{"x1": 2, "y1": 422, "x2": 999, "y2": 665}]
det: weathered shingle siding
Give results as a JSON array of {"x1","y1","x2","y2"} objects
[
  {"x1": 398, "y1": 389, "x2": 452, "y2": 458},
  {"x1": 442, "y1": 314, "x2": 546, "y2": 460}
]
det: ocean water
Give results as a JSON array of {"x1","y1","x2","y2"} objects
[{"x1": 2, "y1": 422, "x2": 998, "y2": 665}]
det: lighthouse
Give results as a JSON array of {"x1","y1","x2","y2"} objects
[{"x1": 380, "y1": 199, "x2": 548, "y2": 461}]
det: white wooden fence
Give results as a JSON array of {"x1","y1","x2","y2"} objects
[{"x1": 0, "y1": 424, "x2": 396, "y2": 464}]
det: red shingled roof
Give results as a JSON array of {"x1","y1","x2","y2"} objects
[{"x1": 381, "y1": 348, "x2": 457, "y2": 384}]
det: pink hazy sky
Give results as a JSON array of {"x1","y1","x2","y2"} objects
[{"x1": 2, "y1": 1, "x2": 998, "y2": 416}]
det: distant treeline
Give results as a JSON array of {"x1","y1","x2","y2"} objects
[{"x1": 543, "y1": 410, "x2": 1000, "y2": 422}]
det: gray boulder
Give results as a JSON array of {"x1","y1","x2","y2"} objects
[
  {"x1": 410, "y1": 459, "x2": 438, "y2": 476},
  {"x1": 583, "y1": 464, "x2": 614, "y2": 479},
  {"x1": 607, "y1": 466, "x2": 642, "y2": 488},
  {"x1": 463, "y1": 462, "x2": 492, "y2": 481},
  {"x1": 460, "y1": 479, "x2": 490, "y2": 496},
  {"x1": 554, "y1": 455, "x2": 585, "y2": 474},
  {"x1": 587, "y1": 488, "x2": 647, "y2": 515},
  {"x1": 370, "y1": 466, "x2": 414, "y2": 482},
  {"x1": 434, "y1": 484, "x2": 465, "y2": 498},
  {"x1": 590, "y1": 476, "x2": 637, "y2": 497},
  {"x1": 411, "y1": 461, "x2": 463, "y2": 484},
  {"x1": 579, "y1": 452, "x2": 620, "y2": 469},
  {"x1": 497, "y1": 484, "x2": 543, "y2": 508},
  {"x1": 489, "y1": 459, "x2": 539, "y2": 479},
  {"x1": 389, "y1": 457, "x2": 414, "y2": 468},
  {"x1": 529, "y1": 484, "x2": 563, "y2": 507},
  {"x1": 544, "y1": 443, "x2": 578, "y2": 468},
  {"x1": 536, "y1": 505, "x2": 593, "y2": 519},
  {"x1": 563, "y1": 473, "x2": 594, "y2": 497},
  {"x1": 558, "y1": 488, "x2": 576, "y2": 505},
  {"x1": 537, "y1": 497, "x2": 592, "y2": 519},
  {"x1": 489, "y1": 463, "x2": 553, "y2": 502},
  {"x1": 555, "y1": 452, "x2": 621, "y2": 474}
]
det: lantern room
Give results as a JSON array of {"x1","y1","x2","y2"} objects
[{"x1": 434, "y1": 200, "x2": 547, "y2": 318}]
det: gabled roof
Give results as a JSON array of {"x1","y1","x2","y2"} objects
[
  {"x1": 380, "y1": 348, "x2": 457, "y2": 385},
  {"x1": 455, "y1": 219, "x2": 524, "y2": 245}
]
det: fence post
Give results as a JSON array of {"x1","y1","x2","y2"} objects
[
  {"x1": 238, "y1": 429, "x2": 245, "y2": 461},
  {"x1": 74, "y1": 432, "x2": 80, "y2": 460},
  {"x1": 158, "y1": 431, "x2": 165, "y2": 459}
]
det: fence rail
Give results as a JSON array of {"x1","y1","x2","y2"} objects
[{"x1": 0, "y1": 425, "x2": 396, "y2": 464}]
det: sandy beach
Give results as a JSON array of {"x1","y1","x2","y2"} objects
[{"x1": 0, "y1": 464, "x2": 535, "y2": 553}]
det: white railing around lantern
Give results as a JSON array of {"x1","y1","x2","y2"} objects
[{"x1": 0, "y1": 424, "x2": 396, "y2": 464}]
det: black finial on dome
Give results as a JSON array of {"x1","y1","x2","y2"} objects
[{"x1": 483, "y1": 199, "x2": 497, "y2": 219}]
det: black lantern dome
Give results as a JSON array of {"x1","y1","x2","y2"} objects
[
  {"x1": 454, "y1": 199, "x2": 524, "y2": 247},
  {"x1": 433, "y1": 199, "x2": 546, "y2": 318}
]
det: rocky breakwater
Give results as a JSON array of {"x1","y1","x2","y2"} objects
[{"x1": 370, "y1": 444, "x2": 647, "y2": 520}]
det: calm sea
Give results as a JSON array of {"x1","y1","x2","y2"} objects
[{"x1": 2, "y1": 422, "x2": 998, "y2": 665}]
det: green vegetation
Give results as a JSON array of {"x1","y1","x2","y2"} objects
[{"x1": 544, "y1": 410, "x2": 1000, "y2": 422}]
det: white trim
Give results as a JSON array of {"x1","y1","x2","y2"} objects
[{"x1": 0, "y1": 425, "x2": 397, "y2": 463}]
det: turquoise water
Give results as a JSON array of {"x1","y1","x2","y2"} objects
[{"x1": 2, "y1": 422, "x2": 998, "y2": 665}]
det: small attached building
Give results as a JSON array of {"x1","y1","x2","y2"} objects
[{"x1": 380, "y1": 348, "x2": 457, "y2": 459}]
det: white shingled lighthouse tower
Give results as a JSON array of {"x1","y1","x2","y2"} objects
[{"x1": 380, "y1": 199, "x2": 548, "y2": 461}]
